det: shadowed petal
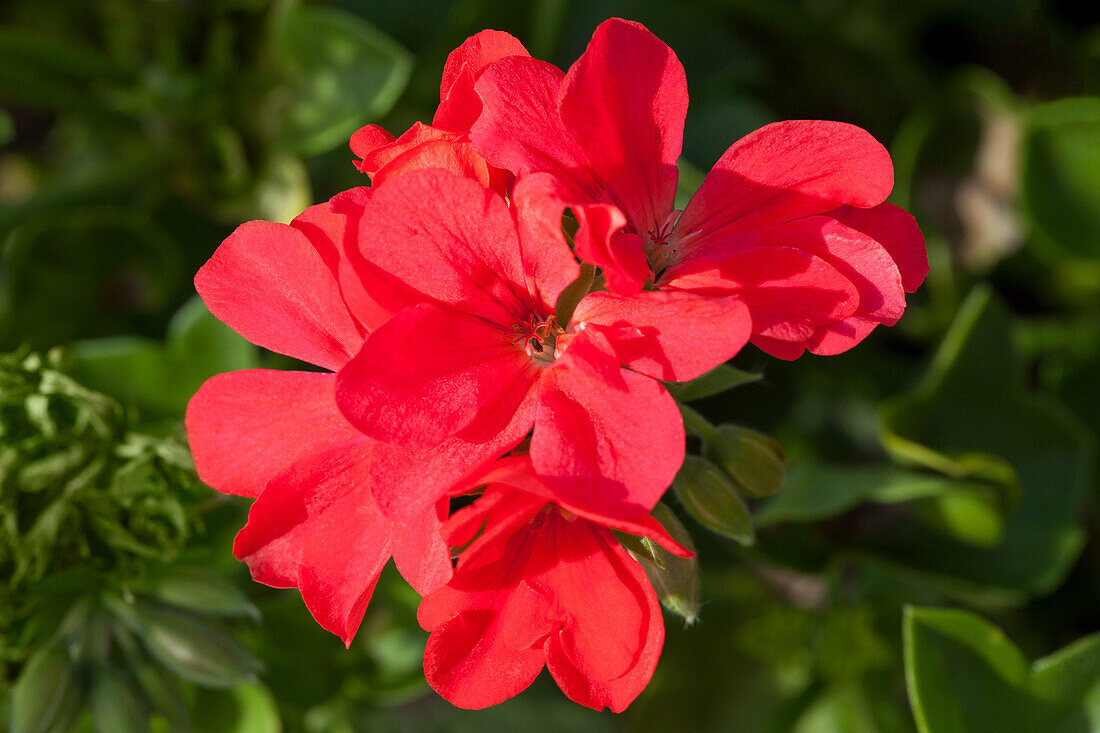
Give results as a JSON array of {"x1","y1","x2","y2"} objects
[
  {"x1": 541, "y1": 521, "x2": 664, "y2": 712},
  {"x1": 829, "y1": 203, "x2": 928, "y2": 293},
  {"x1": 460, "y1": 458, "x2": 693, "y2": 557},
  {"x1": 664, "y1": 244, "x2": 860, "y2": 360},
  {"x1": 291, "y1": 190, "x2": 396, "y2": 334}
]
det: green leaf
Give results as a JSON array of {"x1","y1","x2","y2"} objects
[
  {"x1": 135, "y1": 606, "x2": 261, "y2": 689},
  {"x1": 89, "y1": 667, "x2": 149, "y2": 733},
  {"x1": 10, "y1": 644, "x2": 83, "y2": 733},
  {"x1": 1021, "y1": 97, "x2": 1100, "y2": 260},
  {"x1": 876, "y1": 286, "x2": 1092, "y2": 594},
  {"x1": 757, "y1": 463, "x2": 1008, "y2": 545},
  {"x1": 137, "y1": 567, "x2": 260, "y2": 622},
  {"x1": 270, "y1": 2, "x2": 412, "y2": 156},
  {"x1": 667, "y1": 364, "x2": 762, "y2": 402},
  {"x1": 71, "y1": 296, "x2": 257, "y2": 421},
  {"x1": 704, "y1": 424, "x2": 785, "y2": 498},
  {"x1": 904, "y1": 607, "x2": 1100, "y2": 733},
  {"x1": 190, "y1": 683, "x2": 281, "y2": 733},
  {"x1": 630, "y1": 503, "x2": 700, "y2": 624},
  {"x1": 793, "y1": 681, "x2": 905, "y2": 733},
  {"x1": 672, "y1": 455, "x2": 755, "y2": 545},
  {"x1": 131, "y1": 662, "x2": 189, "y2": 730}
]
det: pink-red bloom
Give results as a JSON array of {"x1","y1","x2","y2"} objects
[
  {"x1": 419, "y1": 456, "x2": 689, "y2": 711},
  {"x1": 334, "y1": 168, "x2": 750, "y2": 523},
  {"x1": 470, "y1": 19, "x2": 928, "y2": 358},
  {"x1": 185, "y1": 16, "x2": 930, "y2": 713}
]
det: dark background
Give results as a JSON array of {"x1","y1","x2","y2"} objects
[{"x1": 1, "y1": 1, "x2": 1099, "y2": 731}]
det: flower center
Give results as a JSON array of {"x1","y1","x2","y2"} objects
[
  {"x1": 644, "y1": 208, "x2": 683, "y2": 281},
  {"x1": 511, "y1": 314, "x2": 565, "y2": 365}
]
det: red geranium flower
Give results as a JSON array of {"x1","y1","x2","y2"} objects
[
  {"x1": 185, "y1": 192, "x2": 519, "y2": 645},
  {"x1": 334, "y1": 168, "x2": 751, "y2": 522},
  {"x1": 470, "y1": 18, "x2": 929, "y2": 358},
  {"x1": 350, "y1": 30, "x2": 527, "y2": 193},
  {"x1": 419, "y1": 455, "x2": 690, "y2": 711}
]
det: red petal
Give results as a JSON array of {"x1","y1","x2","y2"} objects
[
  {"x1": 675, "y1": 120, "x2": 894, "y2": 248},
  {"x1": 291, "y1": 191, "x2": 395, "y2": 334},
  {"x1": 471, "y1": 56, "x2": 590, "y2": 184},
  {"x1": 231, "y1": 441, "x2": 392, "y2": 647},
  {"x1": 391, "y1": 498, "x2": 453, "y2": 596},
  {"x1": 541, "y1": 522, "x2": 664, "y2": 712},
  {"x1": 441, "y1": 487, "x2": 545, "y2": 563},
  {"x1": 559, "y1": 18, "x2": 687, "y2": 236},
  {"x1": 349, "y1": 124, "x2": 396, "y2": 169},
  {"x1": 435, "y1": 30, "x2": 530, "y2": 132},
  {"x1": 532, "y1": 329, "x2": 684, "y2": 518},
  {"x1": 353, "y1": 169, "x2": 542, "y2": 324},
  {"x1": 335, "y1": 304, "x2": 537, "y2": 447},
  {"x1": 829, "y1": 203, "x2": 928, "y2": 293},
  {"x1": 185, "y1": 370, "x2": 357, "y2": 499},
  {"x1": 419, "y1": 524, "x2": 550, "y2": 709},
  {"x1": 574, "y1": 212, "x2": 649, "y2": 296},
  {"x1": 664, "y1": 245, "x2": 860, "y2": 360},
  {"x1": 571, "y1": 290, "x2": 752, "y2": 382},
  {"x1": 195, "y1": 221, "x2": 362, "y2": 371},
  {"x1": 461, "y1": 457, "x2": 693, "y2": 558},
  {"x1": 356, "y1": 122, "x2": 499, "y2": 191},
  {"x1": 509, "y1": 173, "x2": 582, "y2": 313},
  {"x1": 527, "y1": 517, "x2": 646, "y2": 682}
]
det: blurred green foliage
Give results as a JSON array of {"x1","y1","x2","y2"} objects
[{"x1": 1, "y1": 0, "x2": 1099, "y2": 731}]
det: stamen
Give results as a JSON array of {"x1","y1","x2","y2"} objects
[
  {"x1": 645, "y1": 208, "x2": 683, "y2": 278},
  {"x1": 511, "y1": 314, "x2": 564, "y2": 365}
]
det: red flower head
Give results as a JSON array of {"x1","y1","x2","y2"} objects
[
  {"x1": 470, "y1": 18, "x2": 929, "y2": 358},
  {"x1": 350, "y1": 30, "x2": 528, "y2": 194},
  {"x1": 419, "y1": 456, "x2": 691, "y2": 711},
  {"x1": 334, "y1": 168, "x2": 752, "y2": 524}
]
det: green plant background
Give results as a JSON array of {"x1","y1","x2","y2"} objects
[{"x1": 1, "y1": 1, "x2": 1098, "y2": 731}]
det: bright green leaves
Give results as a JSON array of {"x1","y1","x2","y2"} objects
[
  {"x1": 270, "y1": 0, "x2": 412, "y2": 156},
  {"x1": 876, "y1": 286, "x2": 1092, "y2": 594},
  {"x1": 1021, "y1": 97, "x2": 1100, "y2": 262},
  {"x1": 0, "y1": 349, "x2": 203, "y2": 604},
  {"x1": 904, "y1": 607, "x2": 1100, "y2": 733},
  {"x1": 1, "y1": 348, "x2": 266, "y2": 732}
]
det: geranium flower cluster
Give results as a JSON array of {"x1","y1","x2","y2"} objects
[{"x1": 186, "y1": 19, "x2": 927, "y2": 711}]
